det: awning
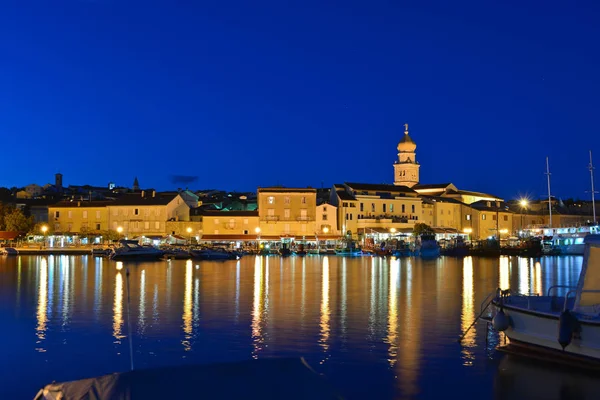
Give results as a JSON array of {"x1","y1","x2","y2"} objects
[
  {"x1": 359, "y1": 227, "x2": 412, "y2": 234},
  {"x1": 0, "y1": 231, "x2": 21, "y2": 240}
]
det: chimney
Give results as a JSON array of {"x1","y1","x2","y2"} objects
[
  {"x1": 141, "y1": 190, "x2": 145, "y2": 198},
  {"x1": 152, "y1": 190, "x2": 156, "y2": 197}
]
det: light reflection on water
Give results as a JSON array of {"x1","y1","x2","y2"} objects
[{"x1": 0, "y1": 254, "x2": 593, "y2": 400}]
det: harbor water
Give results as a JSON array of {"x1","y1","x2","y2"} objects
[{"x1": 1, "y1": 255, "x2": 598, "y2": 399}]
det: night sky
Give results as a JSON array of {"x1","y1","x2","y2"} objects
[{"x1": 2, "y1": 1, "x2": 599, "y2": 201}]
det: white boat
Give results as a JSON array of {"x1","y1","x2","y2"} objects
[
  {"x1": 109, "y1": 240, "x2": 164, "y2": 261},
  {"x1": 490, "y1": 234, "x2": 600, "y2": 362},
  {"x1": 543, "y1": 226, "x2": 600, "y2": 255}
]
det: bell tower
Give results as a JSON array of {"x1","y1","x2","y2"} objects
[{"x1": 393, "y1": 123, "x2": 420, "y2": 187}]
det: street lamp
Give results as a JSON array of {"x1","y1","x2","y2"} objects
[
  {"x1": 41, "y1": 225, "x2": 48, "y2": 248},
  {"x1": 389, "y1": 227, "x2": 396, "y2": 235},
  {"x1": 117, "y1": 226, "x2": 123, "y2": 240},
  {"x1": 322, "y1": 227, "x2": 329, "y2": 234},
  {"x1": 519, "y1": 199, "x2": 529, "y2": 236},
  {"x1": 255, "y1": 227, "x2": 261, "y2": 252},
  {"x1": 186, "y1": 227, "x2": 192, "y2": 245}
]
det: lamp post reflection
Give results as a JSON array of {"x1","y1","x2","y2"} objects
[
  {"x1": 252, "y1": 256, "x2": 266, "y2": 358},
  {"x1": 386, "y1": 257, "x2": 400, "y2": 366},
  {"x1": 182, "y1": 260, "x2": 193, "y2": 351},
  {"x1": 113, "y1": 271, "x2": 124, "y2": 343},
  {"x1": 461, "y1": 256, "x2": 475, "y2": 365},
  {"x1": 319, "y1": 256, "x2": 330, "y2": 358},
  {"x1": 499, "y1": 256, "x2": 510, "y2": 291},
  {"x1": 35, "y1": 258, "x2": 48, "y2": 351}
]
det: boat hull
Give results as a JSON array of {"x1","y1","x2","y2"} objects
[
  {"x1": 110, "y1": 253, "x2": 164, "y2": 261},
  {"x1": 557, "y1": 244, "x2": 585, "y2": 255},
  {"x1": 493, "y1": 300, "x2": 600, "y2": 361}
]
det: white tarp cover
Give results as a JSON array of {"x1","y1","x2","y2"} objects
[
  {"x1": 575, "y1": 234, "x2": 600, "y2": 315},
  {"x1": 34, "y1": 358, "x2": 344, "y2": 400}
]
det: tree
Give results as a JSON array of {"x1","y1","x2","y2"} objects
[
  {"x1": 4, "y1": 208, "x2": 34, "y2": 232},
  {"x1": 29, "y1": 222, "x2": 53, "y2": 236},
  {"x1": 413, "y1": 223, "x2": 434, "y2": 237}
]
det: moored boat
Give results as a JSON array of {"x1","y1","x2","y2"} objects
[
  {"x1": 109, "y1": 240, "x2": 164, "y2": 261},
  {"x1": 418, "y1": 234, "x2": 440, "y2": 259},
  {"x1": 490, "y1": 234, "x2": 600, "y2": 362},
  {"x1": 189, "y1": 247, "x2": 239, "y2": 260}
]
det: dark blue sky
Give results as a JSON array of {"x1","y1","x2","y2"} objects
[{"x1": 2, "y1": 1, "x2": 599, "y2": 200}]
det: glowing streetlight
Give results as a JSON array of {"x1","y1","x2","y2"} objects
[
  {"x1": 519, "y1": 199, "x2": 529, "y2": 235},
  {"x1": 322, "y1": 227, "x2": 329, "y2": 234},
  {"x1": 255, "y1": 227, "x2": 261, "y2": 252},
  {"x1": 389, "y1": 227, "x2": 397, "y2": 234},
  {"x1": 186, "y1": 227, "x2": 192, "y2": 245},
  {"x1": 117, "y1": 226, "x2": 123, "y2": 240},
  {"x1": 41, "y1": 225, "x2": 48, "y2": 248}
]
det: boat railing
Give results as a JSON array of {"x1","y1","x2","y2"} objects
[
  {"x1": 547, "y1": 285, "x2": 578, "y2": 297},
  {"x1": 563, "y1": 289, "x2": 600, "y2": 312}
]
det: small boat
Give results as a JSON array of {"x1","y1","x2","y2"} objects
[
  {"x1": 489, "y1": 234, "x2": 600, "y2": 362},
  {"x1": 109, "y1": 240, "x2": 164, "y2": 261},
  {"x1": 0, "y1": 247, "x2": 18, "y2": 256},
  {"x1": 278, "y1": 247, "x2": 292, "y2": 257},
  {"x1": 334, "y1": 248, "x2": 362, "y2": 256},
  {"x1": 91, "y1": 245, "x2": 111, "y2": 257},
  {"x1": 440, "y1": 236, "x2": 469, "y2": 257},
  {"x1": 189, "y1": 247, "x2": 239, "y2": 260},
  {"x1": 34, "y1": 358, "x2": 343, "y2": 400},
  {"x1": 162, "y1": 247, "x2": 192, "y2": 260},
  {"x1": 418, "y1": 234, "x2": 440, "y2": 259}
]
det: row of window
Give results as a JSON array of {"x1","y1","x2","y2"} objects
[
  {"x1": 215, "y1": 224, "x2": 307, "y2": 235},
  {"x1": 54, "y1": 208, "x2": 163, "y2": 219},
  {"x1": 54, "y1": 223, "x2": 102, "y2": 231},
  {"x1": 267, "y1": 196, "x2": 308, "y2": 204},
  {"x1": 481, "y1": 214, "x2": 509, "y2": 221},
  {"x1": 111, "y1": 221, "x2": 161, "y2": 230}
]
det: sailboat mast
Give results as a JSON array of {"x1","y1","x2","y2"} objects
[
  {"x1": 546, "y1": 157, "x2": 553, "y2": 228},
  {"x1": 590, "y1": 150, "x2": 597, "y2": 224}
]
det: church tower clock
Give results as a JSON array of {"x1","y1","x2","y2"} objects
[{"x1": 393, "y1": 123, "x2": 420, "y2": 187}]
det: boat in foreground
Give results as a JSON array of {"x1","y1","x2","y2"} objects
[
  {"x1": 490, "y1": 234, "x2": 600, "y2": 362},
  {"x1": 109, "y1": 240, "x2": 164, "y2": 261},
  {"x1": 34, "y1": 357, "x2": 343, "y2": 400}
]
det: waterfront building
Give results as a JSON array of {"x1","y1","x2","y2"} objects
[
  {"x1": 199, "y1": 210, "x2": 259, "y2": 244},
  {"x1": 48, "y1": 200, "x2": 111, "y2": 234},
  {"x1": 393, "y1": 123, "x2": 420, "y2": 187},
  {"x1": 106, "y1": 191, "x2": 189, "y2": 238},
  {"x1": 316, "y1": 202, "x2": 339, "y2": 236},
  {"x1": 331, "y1": 182, "x2": 422, "y2": 239},
  {"x1": 470, "y1": 200, "x2": 514, "y2": 240},
  {"x1": 257, "y1": 187, "x2": 317, "y2": 241}
]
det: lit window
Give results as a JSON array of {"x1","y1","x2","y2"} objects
[
  {"x1": 215, "y1": 219, "x2": 220, "y2": 224},
  {"x1": 482, "y1": 215, "x2": 486, "y2": 220},
  {"x1": 82, "y1": 211, "x2": 88, "y2": 219},
  {"x1": 268, "y1": 196, "x2": 275, "y2": 204},
  {"x1": 284, "y1": 209, "x2": 290, "y2": 219},
  {"x1": 466, "y1": 214, "x2": 471, "y2": 221},
  {"x1": 390, "y1": 204, "x2": 394, "y2": 212},
  {"x1": 67, "y1": 211, "x2": 72, "y2": 219},
  {"x1": 96, "y1": 211, "x2": 101, "y2": 219},
  {"x1": 145, "y1": 222, "x2": 149, "y2": 229},
  {"x1": 155, "y1": 222, "x2": 160, "y2": 229}
]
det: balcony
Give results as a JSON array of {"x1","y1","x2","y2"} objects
[
  {"x1": 296, "y1": 216, "x2": 312, "y2": 222},
  {"x1": 263, "y1": 216, "x2": 279, "y2": 222}
]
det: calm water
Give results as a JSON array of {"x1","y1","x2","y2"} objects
[{"x1": 0, "y1": 254, "x2": 597, "y2": 399}]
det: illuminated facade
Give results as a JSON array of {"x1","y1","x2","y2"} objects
[
  {"x1": 257, "y1": 187, "x2": 317, "y2": 239},
  {"x1": 106, "y1": 191, "x2": 190, "y2": 237},
  {"x1": 200, "y1": 210, "x2": 260, "y2": 242},
  {"x1": 331, "y1": 182, "x2": 422, "y2": 238},
  {"x1": 48, "y1": 201, "x2": 111, "y2": 233}
]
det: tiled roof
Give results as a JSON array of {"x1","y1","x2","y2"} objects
[
  {"x1": 258, "y1": 187, "x2": 317, "y2": 193},
  {"x1": 110, "y1": 193, "x2": 178, "y2": 206},
  {"x1": 201, "y1": 210, "x2": 259, "y2": 217},
  {"x1": 344, "y1": 182, "x2": 417, "y2": 194},
  {"x1": 457, "y1": 190, "x2": 501, "y2": 199},
  {"x1": 413, "y1": 183, "x2": 454, "y2": 190},
  {"x1": 50, "y1": 201, "x2": 113, "y2": 208}
]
